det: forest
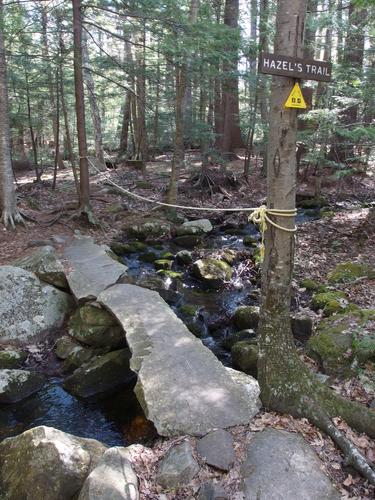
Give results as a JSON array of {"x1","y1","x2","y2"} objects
[{"x1": 0, "y1": 0, "x2": 374, "y2": 498}]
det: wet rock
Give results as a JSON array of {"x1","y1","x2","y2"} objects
[
  {"x1": 192, "y1": 259, "x2": 232, "y2": 289},
  {"x1": 63, "y1": 348, "x2": 134, "y2": 398},
  {"x1": 63, "y1": 345, "x2": 97, "y2": 373},
  {"x1": 173, "y1": 234, "x2": 202, "y2": 248},
  {"x1": 175, "y1": 250, "x2": 193, "y2": 265},
  {"x1": 181, "y1": 218, "x2": 213, "y2": 233},
  {"x1": 78, "y1": 446, "x2": 139, "y2": 500},
  {"x1": 241, "y1": 428, "x2": 340, "y2": 499},
  {"x1": 328, "y1": 262, "x2": 375, "y2": 284},
  {"x1": 63, "y1": 236, "x2": 128, "y2": 302},
  {"x1": 154, "y1": 259, "x2": 173, "y2": 270},
  {"x1": 0, "y1": 369, "x2": 44, "y2": 403},
  {"x1": 291, "y1": 315, "x2": 313, "y2": 342},
  {"x1": 13, "y1": 245, "x2": 68, "y2": 290},
  {"x1": 0, "y1": 348, "x2": 27, "y2": 369},
  {"x1": 99, "y1": 284, "x2": 261, "y2": 437},
  {"x1": 179, "y1": 303, "x2": 200, "y2": 317},
  {"x1": 158, "y1": 289, "x2": 183, "y2": 307},
  {"x1": 231, "y1": 341, "x2": 258, "y2": 377},
  {"x1": 110, "y1": 241, "x2": 131, "y2": 256},
  {"x1": 197, "y1": 430, "x2": 235, "y2": 471},
  {"x1": 55, "y1": 335, "x2": 81, "y2": 359},
  {"x1": 243, "y1": 235, "x2": 258, "y2": 247},
  {"x1": 198, "y1": 482, "x2": 227, "y2": 500},
  {"x1": 139, "y1": 251, "x2": 158, "y2": 263},
  {"x1": 232, "y1": 306, "x2": 260, "y2": 330},
  {"x1": 68, "y1": 305, "x2": 125, "y2": 349},
  {"x1": 221, "y1": 249, "x2": 237, "y2": 265},
  {"x1": 311, "y1": 290, "x2": 353, "y2": 317},
  {"x1": 0, "y1": 426, "x2": 107, "y2": 500},
  {"x1": 156, "y1": 441, "x2": 199, "y2": 489},
  {"x1": 223, "y1": 329, "x2": 256, "y2": 350},
  {"x1": 0, "y1": 266, "x2": 73, "y2": 344}
]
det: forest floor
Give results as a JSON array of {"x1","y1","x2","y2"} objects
[{"x1": 1, "y1": 151, "x2": 375, "y2": 498}]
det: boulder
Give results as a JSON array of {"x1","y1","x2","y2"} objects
[
  {"x1": 223, "y1": 329, "x2": 256, "y2": 350},
  {"x1": 311, "y1": 290, "x2": 352, "y2": 317},
  {"x1": 0, "y1": 369, "x2": 44, "y2": 403},
  {"x1": 232, "y1": 306, "x2": 260, "y2": 330},
  {"x1": 0, "y1": 266, "x2": 73, "y2": 344},
  {"x1": 99, "y1": 284, "x2": 261, "y2": 437},
  {"x1": 63, "y1": 236, "x2": 128, "y2": 302},
  {"x1": 241, "y1": 428, "x2": 340, "y2": 499},
  {"x1": 197, "y1": 430, "x2": 235, "y2": 471},
  {"x1": 78, "y1": 446, "x2": 139, "y2": 500},
  {"x1": 0, "y1": 426, "x2": 107, "y2": 500},
  {"x1": 127, "y1": 221, "x2": 171, "y2": 242},
  {"x1": 68, "y1": 304, "x2": 124, "y2": 349},
  {"x1": 13, "y1": 246, "x2": 68, "y2": 290},
  {"x1": 55, "y1": 335, "x2": 82, "y2": 359},
  {"x1": 63, "y1": 348, "x2": 134, "y2": 398},
  {"x1": 225, "y1": 367, "x2": 260, "y2": 405},
  {"x1": 198, "y1": 482, "x2": 227, "y2": 500},
  {"x1": 156, "y1": 441, "x2": 199, "y2": 489},
  {"x1": 175, "y1": 250, "x2": 193, "y2": 265},
  {"x1": 0, "y1": 348, "x2": 27, "y2": 369},
  {"x1": 63, "y1": 345, "x2": 97, "y2": 373},
  {"x1": 328, "y1": 262, "x2": 375, "y2": 284},
  {"x1": 231, "y1": 342, "x2": 258, "y2": 377},
  {"x1": 173, "y1": 234, "x2": 202, "y2": 248},
  {"x1": 192, "y1": 259, "x2": 232, "y2": 289},
  {"x1": 181, "y1": 218, "x2": 213, "y2": 233},
  {"x1": 154, "y1": 259, "x2": 172, "y2": 270}
]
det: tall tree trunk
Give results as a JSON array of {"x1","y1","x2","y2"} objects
[
  {"x1": 82, "y1": 29, "x2": 105, "y2": 169},
  {"x1": 135, "y1": 21, "x2": 148, "y2": 172},
  {"x1": 25, "y1": 72, "x2": 40, "y2": 181},
  {"x1": 221, "y1": 0, "x2": 244, "y2": 154},
  {"x1": 118, "y1": 93, "x2": 131, "y2": 159},
  {"x1": 257, "y1": 0, "x2": 375, "y2": 482},
  {"x1": 72, "y1": 0, "x2": 91, "y2": 217},
  {"x1": 0, "y1": 0, "x2": 22, "y2": 228},
  {"x1": 213, "y1": 0, "x2": 223, "y2": 149},
  {"x1": 258, "y1": 0, "x2": 269, "y2": 175}
]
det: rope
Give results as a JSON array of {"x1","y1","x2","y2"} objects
[{"x1": 82, "y1": 156, "x2": 297, "y2": 261}]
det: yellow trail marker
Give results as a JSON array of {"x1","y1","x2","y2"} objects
[{"x1": 284, "y1": 82, "x2": 307, "y2": 109}]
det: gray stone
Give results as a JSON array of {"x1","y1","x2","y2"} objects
[
  {"x1": 0, "y1": 348, "x2": 27, "y2": 369},
  {"x1": 55, "y1": 335, "x2": 81, "y2": 359},
  {"x1": 197, "y1": 430, "x2": 235, "y2": 471},
  {"x1": 63, "y1": 236, "x2": 128, "y2": 302},
  {"x1": 78, "y1": 447, "x2": 139, "y2": 500},
  {"x1": 63, "y1": 348, "x2": 134, "y2": 398},
  {"x1": 128, "y1": 221, "x2": 171, "y2": 242},
  {"x1": 156, "y1": 441, "x2": 199, "y2": 489},
  {"x1": 0, "y1": 266, "x2": 73, "y2": 344},
  {"x1": 182, "y1": 219, "x2": 213, "y2": 233},
  {"x1": 241, "y1": 428, "x2": 340, "y2": 500},
  {"x1": 13, "y1": 245, "x2": 68, "y2": 289},
  {"x1": 0, "y1": 369, "x2": 44, "y2": 403},
  {"x1": 175, "y1": 250, "x2": 193, "y2": 265},
  {"x1": 63, "y1": 345, "x2": 96, "y2": 373},
  {"x1": 192, "y1": 259, "x2": 232, "y2": 289},
  {"x1": 98, "y1": 284, "x2": 260, "y2": 437},
  {"x1": 225, "y1": 367, "x2": 261, "y2": 405},
  {"x1": 173, "y1": 234, "x2": 202, "y2": 248},
  {"x1": 0, "y1": 426, "x2": 106, "y2": 500},
  {"x1": 198, "y1": 482, "x2": 228, "y2": 500}
]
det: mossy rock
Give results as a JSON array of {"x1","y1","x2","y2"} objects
[
  {"x1": 156, "y1": 270, "x2": 183, "y2": 280},
  {"x1": 223, "y1": 329, "x2": 256, "y2": 351},
  {"x1": 80, "y1": 304, "x2": 117, "y2": 327},
  {"x1": 232, "y1": 306, "x2": 260, "y2": 330},
  {"x1": 243, "y1": 235, "x2": 258, "y2": 247},
  {"x1": 128, "y1": 221, "x2": 171, "y2": 242},
  {"x1": 179, "y1": 304, "x2": 200, "y2": 317},
  {"x1": 160, "y1": 251, "x2": 175, "y2": 260},
  {"x1": 110, "y1": 241, "x2": 130, "y2": 256},
  {"x1": 0, "y1": 349, "x2": 27, "y2": 369},
  {"x1": 231, "y1": 341, "x2": 258, "y2": 377},
  {"x1": 192, "y1": 258, "x2": 232, "y2": 289},
  {"x1": 311, "y1": 290, "x2": 351, "y2": 316},
  {"x1": 327, "y1": 262, "x2": 375, "y2": 284},
  {"x1": 173, "y1": 235, "x2": 202, "y2": 248},
  {"x1": 175, "y1": 250, "x2": 193, "y2": 265},
  {"x1": 300, "y1": 279, "x2": 328, "y2": 293},
  {"x1": 139, "y1": 252, "x2": 158, "y2": 263},
  {"x1": 154, "y1": 259, "x2": 173, "y2": 270},
  {"x1": 68, "y1": 308, "x2": 124, "y2": 349},
  {"x1": 221, "y1": 249, "x2": 237, "y2": 265}
]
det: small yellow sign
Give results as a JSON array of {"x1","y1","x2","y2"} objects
[{"x1": 284, "y1": 83, "x2": 307, "y2": 109}]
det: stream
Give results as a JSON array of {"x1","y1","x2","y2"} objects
[{"x1": 0, "y1": 209, "x2": 319, "y2": 446}]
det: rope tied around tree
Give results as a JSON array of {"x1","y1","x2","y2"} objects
[{"x1": 83, "y1": 156, "x2": 297, "y2": 261}]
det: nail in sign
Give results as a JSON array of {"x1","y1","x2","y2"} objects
[
  {"x1": 259, "y1": 52, "x2": 332, "y2": 82},
  {"x1": 284, "y1": 83, "x2": 307, "y2": 109}
]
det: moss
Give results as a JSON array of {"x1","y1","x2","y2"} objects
[
  {"x1": 232, "y1": 306, "x2": 260, "y2": 330},
  {"x1": 106, "y1": 204, "x2": 124, "y2": 214},
  {"x1": 300, "y1": 279, "x2": 328, "y2": 293},
  {"x1": 311, "y1": 290, "x2": 349, "y2": 316},
  {"x1": 154, "y1": 259, "x2": 173, "y2": 270},
  {"x1": 320, "y1": 210, "x2": 335, "y2": 219},
  {"x1": 179, "y1": 304, "x2": 200, "y2": 317},
  {"x1": 231, "y1": 341, "x2": 258, "y2": 377},
  {"x1": 157, "y1": 270, "x2": 183, "y2": 279},
  {"x1": 243, "y1": 235, "x2": 258, "y2": 247},
  {"x1": 327, "y1": 262, "x2": 375, "y2": 284},
  {"x1": 160, "y1": 251, "x2": 175, "y2": 260}
]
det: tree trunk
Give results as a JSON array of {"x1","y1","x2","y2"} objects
[
  {"x1": 82, "y1": 29, "x2": 105, "y2": 169},
  {"x1": 0, "y1": 0, "x2": 22, "y2": 228},
  {"x1": 72, "y1": 0, "x2": 91, "y2": 217},
  {"x1": 257, "y1": 0, "x2": 375, "y2": 484},
  {"x1": 258, "y1": 0, "x2": 269, "y2": 175},
  {"x1": 135, "y1": 21, "x2": 148, "y2": 172},
  {"x1": 221, "y1": 0, "x2": 244, "y2": 154}
]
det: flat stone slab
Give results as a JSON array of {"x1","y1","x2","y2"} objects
[
  {"x1": 63, "y1": 236, "x2": 127, "y2": 302},
  {"x1": 197, "y1": 429, "x2": 235, "y2": 471},
  {"x1": 98, "y1": 284, "x2": 261, "y2": 437},
  {"x1": 241, "y1": 428, "x2": 340, "y2": 499}
]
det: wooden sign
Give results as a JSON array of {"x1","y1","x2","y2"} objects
[
  {"x1": 285, "y1": 83, "x2": 307, "y2": 109},
  {"x1": 259, "y1": 52, "x2": 332, "y2": 82}
]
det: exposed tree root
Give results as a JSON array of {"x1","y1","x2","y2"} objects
[
  {"x1": 1, "y1": 209, "x2": 25, "y2": 229},
  {"x1": 259, "y1": 353, "x2": 375, "y2": 486}
]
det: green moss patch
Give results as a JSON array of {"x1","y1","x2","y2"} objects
[{"x1": 328, "y1": 262, "x2": 375, "y2": 284}]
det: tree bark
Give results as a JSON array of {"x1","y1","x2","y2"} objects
[
  {"x1": 72, "y1": 0, "x2": 91, "y2": 216},
  {"x1": 82, "y1": 29, "x2": 105, "y2": 169},
  {"x1": 0, "y1": 0, "x2": 22, "y2": 228}
]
